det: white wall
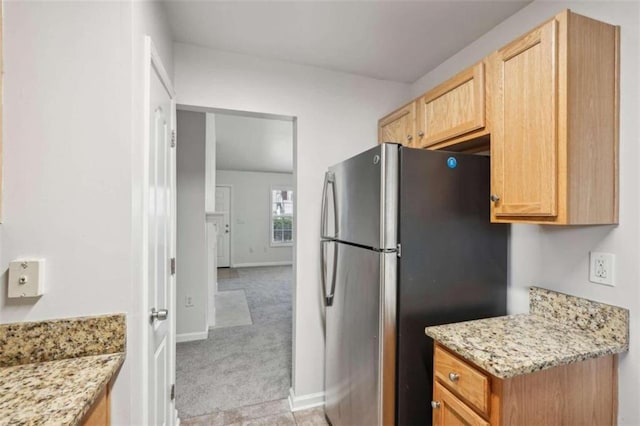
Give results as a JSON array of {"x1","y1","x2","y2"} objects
[
  {"x1": 174, "y1": 43, "x2": 411, "y2": 398},
  {"x1": 205, "y1": 114, "x2": 217, "y2": 213},
  {"x1": 205, "y1": 114, "x2": 217, "y2": 327},
  {"x1": 176, "y1": 111, "x2": 208, "y2": 338},
  {"x1": 0, "y1": 2, "x2": 174, "y2": 424},
  {"x1": 216, "y1": 170, "x2": 294, "y2": 266},
  {"x1": 410, "y1": 2, "x2": 639, "y2": 423}
]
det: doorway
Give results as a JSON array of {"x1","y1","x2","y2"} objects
[{"x1": 175, "y1": 106, "x2": 302, "y2": 423}]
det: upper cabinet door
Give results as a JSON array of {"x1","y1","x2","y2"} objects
[
  {"x1": 491, "y1": 19, "x2": 558, "y2": 218},
  {"x1": 378, "y1": 102, "x2": 416, "y2": 147},
  {"x1": 417, "y1": 62, "x2": 486, "y2": 148}
]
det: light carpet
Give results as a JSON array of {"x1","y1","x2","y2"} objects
[{"x1": 176, "y1": 266, "x2": 292, "y2": 419}]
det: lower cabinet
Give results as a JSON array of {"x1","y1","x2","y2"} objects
[
  {"x1": 433, "y1": 382, "x2": 489, "y2": 426},
  {"x1": 432, "y1": 344, "x2": 618, "y2": 426},
  {"x1": 82, "y1": 384, "x2": 110, "y2": 426}
]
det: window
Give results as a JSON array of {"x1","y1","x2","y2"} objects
[{"x1": 271, "y1": 187, "x2": 293, "y2": 246}]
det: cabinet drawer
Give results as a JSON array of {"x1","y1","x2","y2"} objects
[{"x1": 434, "y1": 345, "x2": 490, "y2": 415}]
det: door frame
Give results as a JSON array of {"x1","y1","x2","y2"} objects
[
  {"x1": 215, "y1": 184, "x2": 234, "y2": 267},
  {"x1": 174, "y1": 105, "x2": 301, "y2": 410},
  {"x1": 142, "y1": 35, "x2": 177, "y2": 425}
]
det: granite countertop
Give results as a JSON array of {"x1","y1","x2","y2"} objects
[
  {"x1": 425, "y1": 287, "x2": 629, "y2": 379},
  {"x1": 0, "y1": 353, "x2": 124, "y2": 426},
  {"x1": 0, "y1": 314, "x2": 126, "y2": 425}
]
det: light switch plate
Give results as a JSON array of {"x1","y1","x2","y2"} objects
[{"x1": 8, "y1": 259, "x2": 45, "y2": 298}]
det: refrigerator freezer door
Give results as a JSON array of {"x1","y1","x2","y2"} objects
[
  {"x1": 396, "y1": 148, "x2": 508, "y2": 426},
  {"x1": 326, "y1": 144, "x2": 398, "y2": 250},
  {"x1": 324, "y1": 243, "x2": 397, "y2": 426}
]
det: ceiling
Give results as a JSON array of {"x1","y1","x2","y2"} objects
[
  {"x1": 164, "y1": 1, "x2": 531, "y2": 83},
  {"x1": 214, "y1": 113, "x2": 293, "y2": 173}
]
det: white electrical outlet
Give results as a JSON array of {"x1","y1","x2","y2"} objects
[
  {"x1": 185, "y1": 296, "x2": 194, "y2": 307},
  {"x1": 589, "y1": 252, "x2": 615, "y2": 286}
]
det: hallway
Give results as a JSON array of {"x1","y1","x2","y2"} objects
[{"x1": 176, "y1": 266, "x2": 292, "y2": 419}]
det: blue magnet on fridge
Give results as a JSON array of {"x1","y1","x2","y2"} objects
[{"x1": 447, "y1": 157, "x2": 457, "y2": 169}]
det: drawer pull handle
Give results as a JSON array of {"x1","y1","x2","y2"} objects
[
  {"x1": 448, "y1": 372, "x2": 460, "y2": 382},
  {"x1": 431, "y1": 401, "x2": 441, "y2": 409}
]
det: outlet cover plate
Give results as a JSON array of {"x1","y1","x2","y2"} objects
[
  {"x1": 589, "y1": 252, "x2": 615, "y2": 286},
  {"x1": 185, "y1": 296, "x2": 194, "y2": 307}
]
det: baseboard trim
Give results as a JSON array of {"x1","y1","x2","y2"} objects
[
  {"x1": 288, "y1": 387, "x2": 325, "y2": 412},
  {"x1": 232, "y1": 261, "x2": 293, "y2": 268},
  {"x1": 176, "y1": 331, "x2": 208, "y2": 343}
]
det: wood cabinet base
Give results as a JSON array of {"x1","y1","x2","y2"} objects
[
  {"x1": 433, "y1": 344, "x2": 618, "y2": 426},
  {"x1": 82, "y1": 384, "x2": 110, "y2": 426}
]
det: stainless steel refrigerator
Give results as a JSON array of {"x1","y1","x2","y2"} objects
[{"x1": 321, "y1": 143, "x2": 507, "y2": 426}]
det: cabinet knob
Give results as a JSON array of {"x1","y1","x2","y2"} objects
[
  {"x1": 490, "y1": 194, "x2": 501, "y2": 202},
  {"x1": 407, "y1": 135, "x2": 413, "y2": 141},
  {"x1": 431, "y1": 401, "x2": 441, "y2": 409},
  {"x1": 448, "y1": 372, "x2": 460, "y2": 382},
  {"x1": 418, "y1": 130, "x2": 425, "y2": 137}
]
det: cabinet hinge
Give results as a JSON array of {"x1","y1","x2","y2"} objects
[
  {"x1": 171, "y1": 130, "x2": 176, "y2": 148},
  {"x1": 170, "y1": 384, "x2": 175, "y2": 401},
  {"x1": 170, "y1": 257, "x2": 176, "y2": 276},
  {"x1": 396, "y1": 243, "x2": 402, "y2": 258}
]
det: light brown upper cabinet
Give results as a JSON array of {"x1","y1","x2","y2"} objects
[
  {"x1": 490, "y1": 10, "x2": 619, "y2": 224},
  {"x1": 378, "y1": 101, "x2": 417, "y2": 147},
  {"x1": 416, "y1": 62, "x2": 488, "y2": 149}
]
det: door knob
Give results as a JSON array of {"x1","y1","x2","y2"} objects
[
  {"x1": 490, "y1": 194, "x2": 501, "y2": 202},
  {"x1": 150, "y1": 308, "x2": 168, "y2": 322},
  {"x1": 431, "y1": 401, "x2": 441, "y2": 409}
]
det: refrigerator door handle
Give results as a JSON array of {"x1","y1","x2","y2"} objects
[
  {"x1": 321, "y1": 240, "x2": 338, "y2": 307},
  {"x1": 321, "y1": 240, "x2": 328, "y2": 305},
  {"x1": 328, "y1": 241, "x2": 338, "y2": 306},
  {"x1": 321, "y1": 171, "x2": 337, "y2": 239}
]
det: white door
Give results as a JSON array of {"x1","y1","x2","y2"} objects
[
  {"x1": 210, "y1": 214, "x2": 228, "y2": 268},
  {"x1": 146, "y1": 37, "x2": 176, "y2": 426},
  {"x1": 215, "y1": 186, "x2": 231, "y2": 267}
]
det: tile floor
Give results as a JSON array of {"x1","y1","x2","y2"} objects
[{"x1": 180, "y1": 398, "x2": 328, "y2": 426}]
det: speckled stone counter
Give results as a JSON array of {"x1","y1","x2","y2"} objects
[
  {"x1": 0, "y1": 314, "x2": 125, "y2": 425},
  {"x1": 0, "y1": 353, "x2": 124, "y2": 425},
  {"x1": 0, "y1": 314, "x2": 125, "y2": 367},
  {"x1": 425, "y1": 287, "x2": 629, "y2": 379}
]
